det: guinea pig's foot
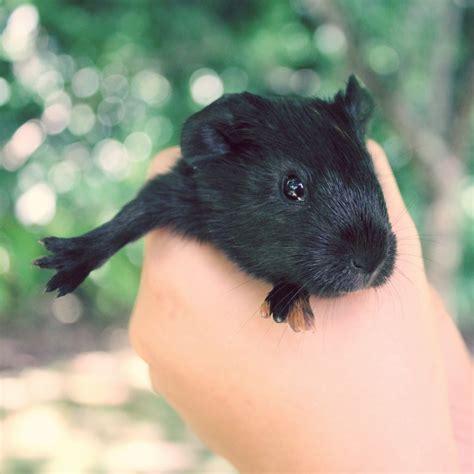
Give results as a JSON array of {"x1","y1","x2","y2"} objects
[
  {"x1": 34, "y1": 236, "x2": 100, "y2": 296},
  {"x1": 264, "y1": 282, "x2": 315, "y2": 332}
]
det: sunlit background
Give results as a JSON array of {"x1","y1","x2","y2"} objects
[{"x1": 0, "y1": 0, "x2": 473, "y2": 472}]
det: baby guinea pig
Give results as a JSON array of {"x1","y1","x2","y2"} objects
[{"x1": 34, "y1": 75, "x2": 397, "y2": 332}]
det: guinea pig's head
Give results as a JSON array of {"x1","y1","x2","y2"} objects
[{"x1": 181, "y1": 75, "x2": 397, "y2": 297}]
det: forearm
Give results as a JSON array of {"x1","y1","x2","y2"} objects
[{"x1": 433, "y1": 287, "x2": 473, "y2": 472}]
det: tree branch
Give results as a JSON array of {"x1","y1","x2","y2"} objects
[
  {"x1": 317, "y1": 0, "x2": 463, "y2": 180},
  {"x1": 450, "y1": 59, "x2": 474, "y2": 157},
  {"x1": 428, "y1": 0, "x2": 462, "y2": 137}
]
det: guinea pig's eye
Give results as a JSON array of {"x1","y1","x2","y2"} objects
[{"x1": 283, "y1": 175, "x2": 305, "y2": 202}]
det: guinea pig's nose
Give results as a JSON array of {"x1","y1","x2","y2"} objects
[
  {"x1": 350, "y1": 255, "x2": 382, "y2": 289},
  {"x1": 350, "y1": 256, "x2": 366, "y2": 271},
  {"x1": 350, "y1": 253, "x2": 385, "y2": 276}
]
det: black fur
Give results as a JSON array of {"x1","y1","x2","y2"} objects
[{"x1": 35, "y1": 75, "x2": 397, "y2": 330}]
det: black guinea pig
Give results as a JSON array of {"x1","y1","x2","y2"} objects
[{"x1": 34, "y1": 75, "x2": 397, "y2": 332}]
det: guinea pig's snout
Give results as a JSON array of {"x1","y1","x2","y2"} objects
[{"x1": 349, "y1": 230, "x2": 397, "y2": 289}]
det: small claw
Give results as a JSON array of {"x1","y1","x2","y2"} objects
[
  {"x1": 287, "y1": 298, "x2": 315, "y2": 332},
  {"x1": 287, "y1": 309, "x2": 305, "y2": 332},
  {"x1": 273, "y1": 312, "x2": 286, "y2": 323},
  {"x1": 56, "y1": 288, "x2": 69, "y2": 298},
  {"x1": 40, "y1": 236, "x2": 63, "y2": 252},
  {"x1": 45, "y1": 273, "x2": 62, "y2": 293},
  {"x1": 260, "y1": 300, "x2": 271, "y2": 319},
  {"x1": 33, "y1": 256, "x2": 51, "y2": 269},
  {"x1": 45, "y1": 282, "x2": 57, "y2": 293}
]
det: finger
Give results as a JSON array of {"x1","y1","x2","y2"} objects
[
  {"x1": 367, "y1": 140, "x2": 425, "y2": 269},
  {"x1": 130, "y1": 146, "x2": 183, "y2": 357},
  {"x1": 367, "y1": 139, "x2": 420, "y2": 242},
  {"x1": 147, "y1": 146, "x2": 181, "y2": 178},
  {"x1": 367, "y1": 140, "x2": 407, "y2": 216}
]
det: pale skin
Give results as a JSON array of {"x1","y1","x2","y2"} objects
[{"x1": 129, "y1": 141, "x2": 473, "y2": 472}]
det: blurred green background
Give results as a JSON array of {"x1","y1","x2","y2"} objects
[{"x1": 0, "y1": 0, "x2": 472, "y2": 472}]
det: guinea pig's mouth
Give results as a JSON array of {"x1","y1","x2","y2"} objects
[
  {"x1": 363, "y1": 261, "x2": 387, "y2": 288},
  {"x1": 321, "y1": 261, "x2": 394, "y2": 297}
]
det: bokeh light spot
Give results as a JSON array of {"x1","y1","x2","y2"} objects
[
  {"x1": 72, "y1": 67, "x2": 100, "y2": 98},
  {"x1": 102, "y1": 74, "x2": 129, "y2": 99},
  {"x1": 1, "y1": 4, "x2": 39, "y2": 60},
  {"x1": 18, "y1": 162, "x2": 44, "y2": 192},
  {"x1": 3, "y1": 406, "x2": 68, "y2": 458},
  {"x1": 0, "y1": 77, "x2": 12, "y2": 106},
  {"x1": 98, "y1": 97, "x2": 125, "y2": 126},
  {"x1": 8, "y1": 4, "x2": 39, "y2": 35},
  {"x1": 63, "y1": 142, "x2": 90, "y2": 167},
  {"x1": 189, "y1": 68, "x2": 223, "y2": 105},
  {"x1": 266, "y1": 66, "x2": 293, "y2": 95},
  {"x1": 49, "y1": 160, "x2": 79, "y2": 193},
  {"x1": 35, "y1": 69, "x2": 64, "y2": 100},
  {"x1": 314, "y1": 23, "x2": 347, "y2": 55},
  {"x1": 15, "y1": 182, "x2": 56, "y2": 226},
  {"x1": 281, "y1": 22, "x2": 310, "y2": 54},
  {"x1": 65, "y1": 351, "x2": 130, "y2": 406},
  {"x1": 52, "y1": 294, "x2": 83, "y2": 324},
  {"x1": 68, "y1": 104, "x2": 96, "y2": 136},
  {"x1": 103, "y1": 440, "x2": 196, "y2": 473},
  {"x1": 144, "y1": 116, "x2": 174, "y2": 147},
  {"x1": 42, "y1": 103, "x2": 71, "y2": 135},
  {"x1": 2, "y1": 120, "x2": 45, "y2": 171},
  {"x1": 366, "y1": 44, "x2": 400, "y2": 75},
  {"x1": 125, "y1": 132, "x2": 152, "y2": 162},
  {"x1": 95, "y1": 139, "x2": 130, "y2": 180},
  {"x1": 132, "y1": 70, "x2": 171, "y2": 106},
  {"x1": 0, "y1": 377, "x2": 30, "y2": 411},
  {"x1": 290, "y1": 69, "x2": 320, "y2": 96}
]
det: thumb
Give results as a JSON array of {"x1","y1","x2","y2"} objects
[{"x1": 367, "y1": 139, "x2": 413, "y2": 229}]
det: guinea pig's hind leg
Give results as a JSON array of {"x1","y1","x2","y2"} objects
[
  {"x1": 34, "y1": 174, "x2": 183, "y2": 297},
  {"x1": 261, "y1": 282, "x2": 315, "y2": 332}
]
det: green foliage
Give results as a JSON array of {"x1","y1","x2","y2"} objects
[{"x1": 0, "y1": 0, "x2": 472, "y2": 333}]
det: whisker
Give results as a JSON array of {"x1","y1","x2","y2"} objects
[
  {"x1": 386, "y1": 278, "x2": 405, "y2": 325},
  {"x1": 257, "y1": 319, "x2": 274, "y2": 349},
  {"x1": 397, "y1": 252, "x2": 439, "y2": 266},
  {"x1": 395, "y1": 265, "x2": 416, "y2": 288},
  {"x1": 395, "y1": 257, "x2": 425, "y2": 271},
  {"x1": 276, "y1": 324, "x2": 289, "y2": 352},
  {"x1": 296, "y1": 330, "x2": 306, "y2": 359}
]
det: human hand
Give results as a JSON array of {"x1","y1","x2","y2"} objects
[{"x1": 129, "y1": 142, "x2": 471, "y2": 472}]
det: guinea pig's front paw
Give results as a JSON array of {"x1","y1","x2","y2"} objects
[{"x1": 261, "y1": 282, "x2": 315, "y2": 332}]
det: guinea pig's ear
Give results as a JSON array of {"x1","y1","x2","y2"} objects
[
  {"x1": 181, "y1": 93, "x2": 255, "y2": 166},
  {"x1": 338, "y1": 74, "x2": 375, "y2": 137}
]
